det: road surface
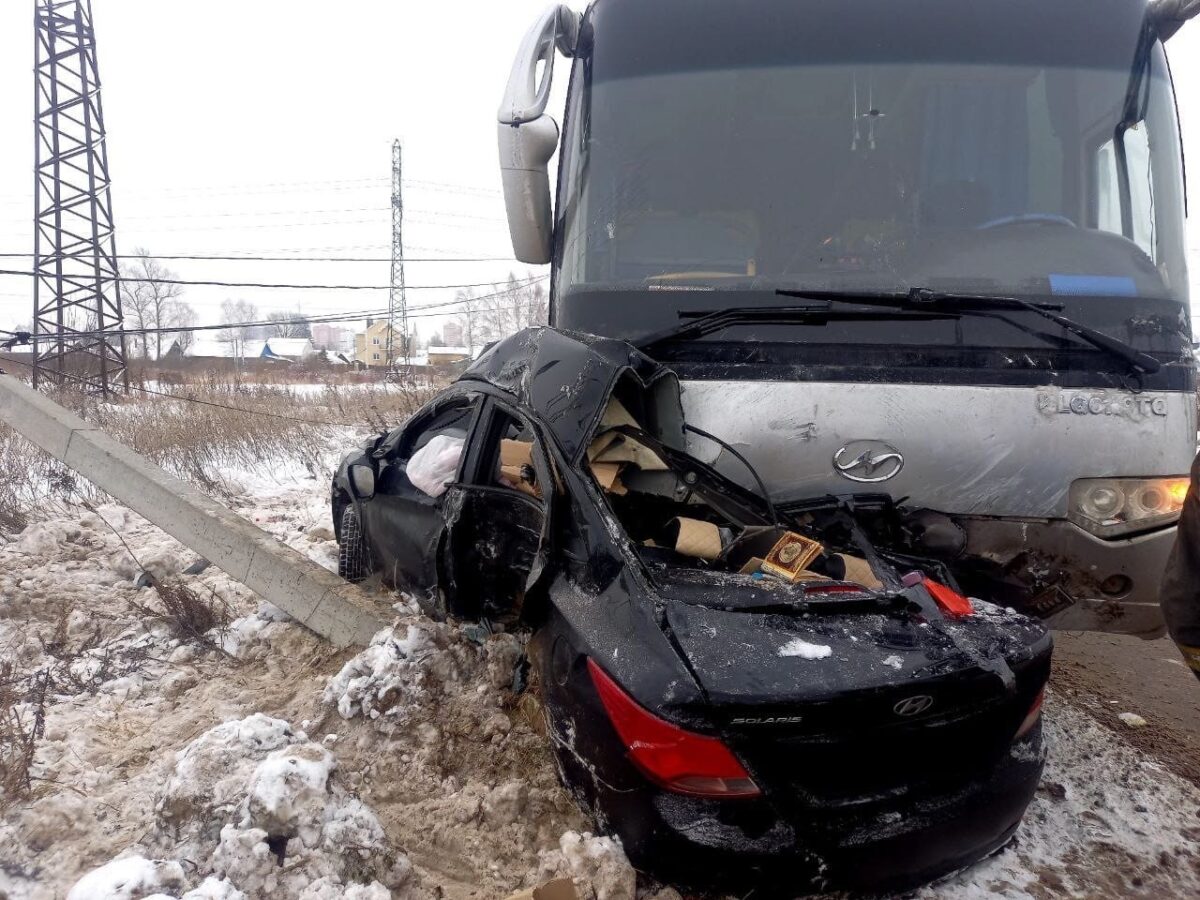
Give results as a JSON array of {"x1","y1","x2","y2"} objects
[{"x1": 1053, "y1": 631, "x2": 1200, "y2": 787}]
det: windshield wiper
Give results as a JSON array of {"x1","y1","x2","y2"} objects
[
  {"x1": 633, "y1": 303, "x2": 959, "y2": 355},
  {"x1": 775, "y1": 287, "x2": 1161, "y2": 376}
]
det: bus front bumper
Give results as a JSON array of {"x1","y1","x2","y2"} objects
[{"x1": 956, "y1": 516, "x2": 1175, "y2": 638}]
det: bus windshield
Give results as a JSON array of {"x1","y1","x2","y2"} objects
[{"x1": 554, "y1": 0, "x2": 1189, "y2": 359}]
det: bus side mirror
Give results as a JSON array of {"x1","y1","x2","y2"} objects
[
  {"x1": 1150, "y1": 0, "x2": 1200, "y2": 41},
  {"x1": 497, "y1": 5, "x2": 580, "y2": 265}
]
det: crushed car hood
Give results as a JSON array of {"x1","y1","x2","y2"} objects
[{"x1": 462, "y1": 327, "x2": 686, "y2": 464}]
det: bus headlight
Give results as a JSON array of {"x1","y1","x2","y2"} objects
[{"x1": 1069, "y1": 477, "x2": 1189, "y2": 538}]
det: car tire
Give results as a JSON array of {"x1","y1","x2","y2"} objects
[{"x1": 338, "y1": 505, "x2": 372, "y2": 583}]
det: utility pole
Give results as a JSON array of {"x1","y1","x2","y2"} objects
[
  {"x1": 32, "y1": 0, "x2": 127, "y2": 397},
  {"x1": 385, "y1": 139, "x2": 411, "y2": 383}
]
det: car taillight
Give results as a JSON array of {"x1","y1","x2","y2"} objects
[
  {"x1": 923, "y1": 579, "x2": 974, "y2": 617},
  {"x1": 1015, "y1": 688, "x2": 1045, "y2": 740},
  {"x1": 586, "y1": 658, "x2": 760, "y2": 798}
]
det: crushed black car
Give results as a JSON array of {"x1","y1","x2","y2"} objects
[{"x1": 332, "y1": 327, "x2": 1052, "y2": 894}]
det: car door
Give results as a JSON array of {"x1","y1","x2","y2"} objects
[
  {"x1": 359, "y1": 393, "x2": 481, "y2": 601},
  {"x1": 440, "y1": 399, "x2": 554, "y2": 622}
]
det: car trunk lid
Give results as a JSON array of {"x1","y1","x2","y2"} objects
[{"x1": 661, "y1": 594, "x2": 1051, "y2": 807}]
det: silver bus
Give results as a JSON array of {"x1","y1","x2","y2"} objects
[{"x1": 497, "y1": 0, "x2": 1196, "y2": 635}]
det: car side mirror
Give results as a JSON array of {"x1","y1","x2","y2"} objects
[
  {"x1": 349, "y1": 464, "x2": 376, "y2": 500},
  {"x1": 497, "y1": 4, "x2": 580, "y2": 264}
]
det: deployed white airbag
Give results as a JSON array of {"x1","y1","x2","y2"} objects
[{"x1": 407, "y1": 434, "x2": 465, "y2": 497}]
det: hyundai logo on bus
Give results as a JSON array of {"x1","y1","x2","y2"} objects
[
  {"x1": 833, "y1": 440, "x2": 905, "y2": 483},
  {"x1": 893, "y1": 695, "x2": 935, "y2": 717},
  {"x1": 1037, "y1": 391, "x2": 1168, "y2": 417}
]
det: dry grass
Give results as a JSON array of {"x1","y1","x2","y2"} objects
[
  {"x1": 0, "y1": 374, "x2": 443, "y2": 534},
  {"x1": 146, "y1": 578, "x2": 231, "y2": 649},
  {"x1": 0, "y1": 663, "x2": 46, "y2": 802}
]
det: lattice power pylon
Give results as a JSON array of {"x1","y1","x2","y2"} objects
[
  {"x1": 32, "y1": 0, "x2": 127, "y2": 396},
  {"x1": 385, "y1": 139, "x2": 411, "y2": 382}
]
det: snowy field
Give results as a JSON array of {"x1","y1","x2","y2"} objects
[{"x1": 1, "y1": 431, "x2": 1199, "y2": 900}]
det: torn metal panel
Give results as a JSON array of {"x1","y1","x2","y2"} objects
[{"x1": 463, "y1": 327, "x2": 686, "y2": 464}]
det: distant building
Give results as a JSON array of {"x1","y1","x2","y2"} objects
[
  {"x1": 426, "y1": 345, "x2": 473, "y2": 366},
  {"x1": 354, "y1": 320, "x2": 393, "y2": 368},
  {"x1": 441, "y1": 321, "x2": 464, "y2": 347},
  {"x1": 311, "y1": 324, "x2": 354, "y2": 354},
  {"x1": 165, "y1": 336, "x2": 316, "y2": 365},
  {"x1": 260, "y1": 338, "x2": 316, "y2": 361}
]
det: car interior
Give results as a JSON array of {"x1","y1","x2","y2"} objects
[
  {"x1": 441, "y1": 403, "x2": 550, "y2": 622},
  {"x1": 582, "y1": 378, "x2": 892, "y2": 592}
]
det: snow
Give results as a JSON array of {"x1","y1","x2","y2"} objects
[
  {"x1": 65, "y1": 856, "x2": 185, "y2": 900},
  {"x1": 71, "y1": 714, "x2": 420, "y2": 900},
  {"x1": 918, "y1": 697, "x2": 1200, "y2": 897},
  {"x1": 778, "y1": 638, "x2": 833, "y2": 659},
  {"x1": 882, "y1": 654, "x2": 904, "y2": 669},
  {"x1": 3, "y1": 403, "x2": 1199, "y2": 900},
  {"x1": 535, "y1": 832, "x2": 636, "y2": 900},
  {"x1": 1118, "y1": 711, "x2": 1149, "y2": 728}
]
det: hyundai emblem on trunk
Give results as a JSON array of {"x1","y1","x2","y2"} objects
[
  {"x1": 833, "y1": 440, "x2": 905, "y2": 483},
  {"x1": 893, "y1": 695, "x2": 935, "y2": 717}
]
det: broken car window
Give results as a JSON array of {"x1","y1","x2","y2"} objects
[
  {"x1": 387, "y1": 394, "x2": 479, "y2": 498},
  {"x1": 488, "y1": 410, "x2": 544, "y2": 501}
]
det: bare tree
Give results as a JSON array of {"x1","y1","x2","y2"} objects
[
  {"x1": 118, "y1": 267, "x2": 153, "y2": 358},
  {"x1": 219, "y1": 299, "x2": 259, "y2": 361},
  {"x1": 266, "y1": 311, "x2": 312, "y2": 339},
  {"x1": 163, "y1": 299, "x2": 198, "y2": 353},
  {"x1": 453, "y1": 288, "x2": 481, "y2": 350},
  {"x1": 465, "y1": 272, "x2": 548, "y2": 346},
  {"x1": 118, "y1": 249, "x2": 185, "y2": 359}
]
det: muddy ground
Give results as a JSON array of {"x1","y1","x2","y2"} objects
[{"x1": 1053, "y1": 631, "x2": 1200, "y2": 789}]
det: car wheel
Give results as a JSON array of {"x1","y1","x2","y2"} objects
[{"x1": 338, "y1": 505, "x2": 372, "y2": 583}]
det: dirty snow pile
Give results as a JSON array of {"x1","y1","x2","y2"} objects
[
  {"x1": 922, "y1": 695, "x2": 1200, "y2": 898},
  {"x1": 3, "y1": 427, "x2": 1199, "y2": 900},
  {"x1": 0, "y1": 448, "x2": 629, "y2": 900},
  {"x1": 69, "y1": 714, "x2": 422, "y2": 900},
  {"x1": 320, "y1": 619, "x2": 636, "y2": 900}
]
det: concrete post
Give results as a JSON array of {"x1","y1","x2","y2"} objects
[{"x1": 0, "y1": 374, "x2": 390, "y2": 646}]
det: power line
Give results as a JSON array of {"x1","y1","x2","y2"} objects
[
  {"x1": 0, "y1": 205, "x2": 507, "y2": 223},
  {"x1": 0, "y1": 175, "x2": 500, "y2": 204},
  {"x1": 0, "y1": 352, "x2": 372, "y2": 427},
  {"x1": 1, "y1": 276, "x2": 549, "y2": 340},
  {"x1": 0, "y1": 252, "x2": 517, "y2": 263},
  {"x1": 15, "y1": 214, "x2": 509, "y2": 234},
  {"x1": 0, "y1": 242, "x2": 478, "y2": 256},
  {"x1": 0, "y1": 268, "x2": 542, "y2": 292},
  {"x1": 387, "y1": 139, "x2": 409, "y2": 375}
]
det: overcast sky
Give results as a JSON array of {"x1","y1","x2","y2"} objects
[
  {"x1": 0, "y1": 1, "x2": 1199, "y2": 340},
  {"x1": 0, "y1": 0, "x2": 572, "y2": 340}
]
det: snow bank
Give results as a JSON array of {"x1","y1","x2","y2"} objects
[
  {"x1": 920, "y1": 696, "x2": 1200, "y2": 897},
  {"x1": 13, "y1": 420, "x2": 1198, "y2": 900},
  {"x1": 535, "y1": 832, "x2": 636, "y2": 900},
  {"x1": 65, "y1": 856, "x2": 185, "y2": 900},
  {"x1": 322, "y1": 619, "x2": 522, "y2": 728},
  {"x1": 72, "y1": 714, "x2": 423, "y2": 900}
]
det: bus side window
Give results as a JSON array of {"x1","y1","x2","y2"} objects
[
  {"x1": 1095, "y1": 139, "x2": 1122, "y2": 236},
  {"x1": 1123, "y1": 124, "x2": 1156, "y2": 258},
  {"x1": 1094, "y1": 126, "x2": 1155, "y2": 259}
]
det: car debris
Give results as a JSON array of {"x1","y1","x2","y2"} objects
[{"x1": 331, "y1": 326, "x2": 1054, "y2": 893}]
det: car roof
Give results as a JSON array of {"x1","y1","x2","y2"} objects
[{"x1": 458, "y1": 327, "x2": 681, "y2": 464}]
